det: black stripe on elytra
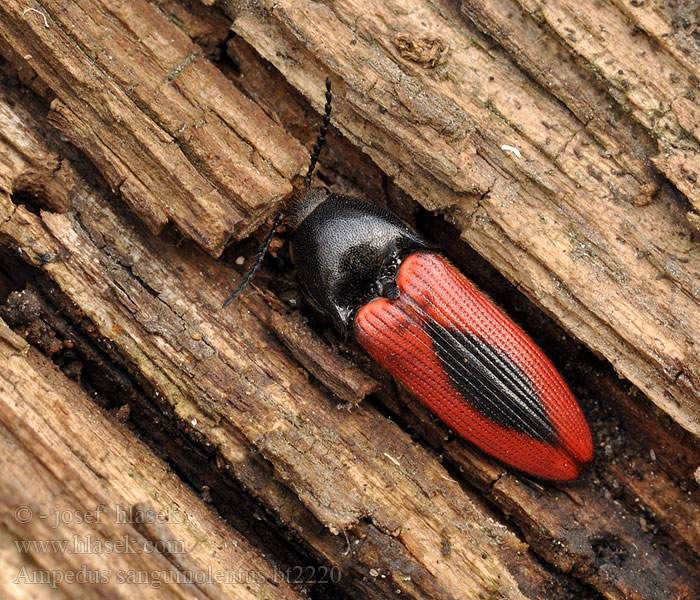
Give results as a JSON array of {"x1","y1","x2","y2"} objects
[{"x1": 428, "y1": 323, "x2": 557, "y2": 443}]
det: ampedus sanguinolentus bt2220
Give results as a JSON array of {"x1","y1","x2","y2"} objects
[{"x1": 224, "y1": 78, "x2": 593, "y2": 481}]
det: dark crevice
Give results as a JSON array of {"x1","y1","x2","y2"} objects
[
  {"x1": 10, "y1": 189, "x2": 53, "y2": 216},
  {"x1": 219, "y1": 30, "x2": 240, "y2": 76},
  {"x1": 0, "y1": 246, "x2": 38, "y2": 305}
]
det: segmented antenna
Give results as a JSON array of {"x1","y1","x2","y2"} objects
[
  {"x1": 222, "y1": 78, "x2": 333, "y2": 307},
  {"x1": 304, "y1": 77, "x2": 332, "y2": 188},
  {"x1": 222, "y1": 211, "x2": 286, "y2": 307}
]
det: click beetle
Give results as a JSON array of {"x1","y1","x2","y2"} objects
[{"x1": 224, "y1": 78, "x2": 593, "y2": 481}]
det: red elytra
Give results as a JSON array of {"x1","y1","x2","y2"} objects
[{"x1": 355, "y1": 252, "x2": 593, "y2": 481}]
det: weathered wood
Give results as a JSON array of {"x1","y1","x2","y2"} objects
[
  {"x1": 0, "y1": 165, "x2": 534, "y2": 598},
  {"x1": 0, "y1": 86, "x2": 76, "y2": 213},
  {"x1": 263, "y1": 308, "x2": 379, "y2": 405},
  {"x1": 462, "y1": 0, "x2": 700, "y2": 216},
  {"x1": 0, "y1": 319, "x2": 305, "y2": 599},
  {"x1": 228, "y1": 0, "x2": 700, "y2": 443},
  {"x1": 0, "y1": 0, "x2": 308, "y2": 256},
  {"x1": 0, "y1": 69, "x2": 610, "y2": 599},
  {"x1": 1, "y1": 1, "x2": 700, "y2": 599},
  {"x1": 2, "y1": 55, "x2": 699, "y2": 600}
]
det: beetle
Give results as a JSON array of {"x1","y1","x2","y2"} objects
[{"x1": 224, "y1": 78, "x2": 593, "y2": 481}]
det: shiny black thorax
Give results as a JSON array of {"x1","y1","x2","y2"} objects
[{"x1": 289, "y1": 191, "x2": 430, "y2": 336}]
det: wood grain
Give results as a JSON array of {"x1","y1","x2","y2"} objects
[
  {"x1": 0, "y1": 327, "x2": 307, "y2": 599},
  {"x1": 229, "y1": 0, "x2": 700, "y2": 442},
  {"x1": 0, "y1": 0, "x2": 307, "y2": 256},
  {"x1": 1, "y1": 1, "x2": 699, "y2": 598}
]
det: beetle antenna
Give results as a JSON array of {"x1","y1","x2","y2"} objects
[
  {"x1": 223, "y1": 78, "x2": 331, "y2": 307},
  {"x1": 303, "y1": 77, "x2": 332, "y2": 188},
  {"x1": 222, "y1": 211, "x2": 285, "y2": 307}
]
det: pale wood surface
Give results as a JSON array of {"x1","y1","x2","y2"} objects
[
  {"x1": 1, "y1": 1, "x2": 699, "y2": 599},
  {"x1": 0, "y1": 0, "x2": 307, "y2": 256}
]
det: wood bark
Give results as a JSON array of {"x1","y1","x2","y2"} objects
[
  {"x1": 0, "y1": 1, "x2": 699, "y2": 599},
  {"x1": 0, "y1": 325, "x2": 305, "y2": 600},
  {"x1": 1, "y1": 0, "x2": 307, "y2": 256}
]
